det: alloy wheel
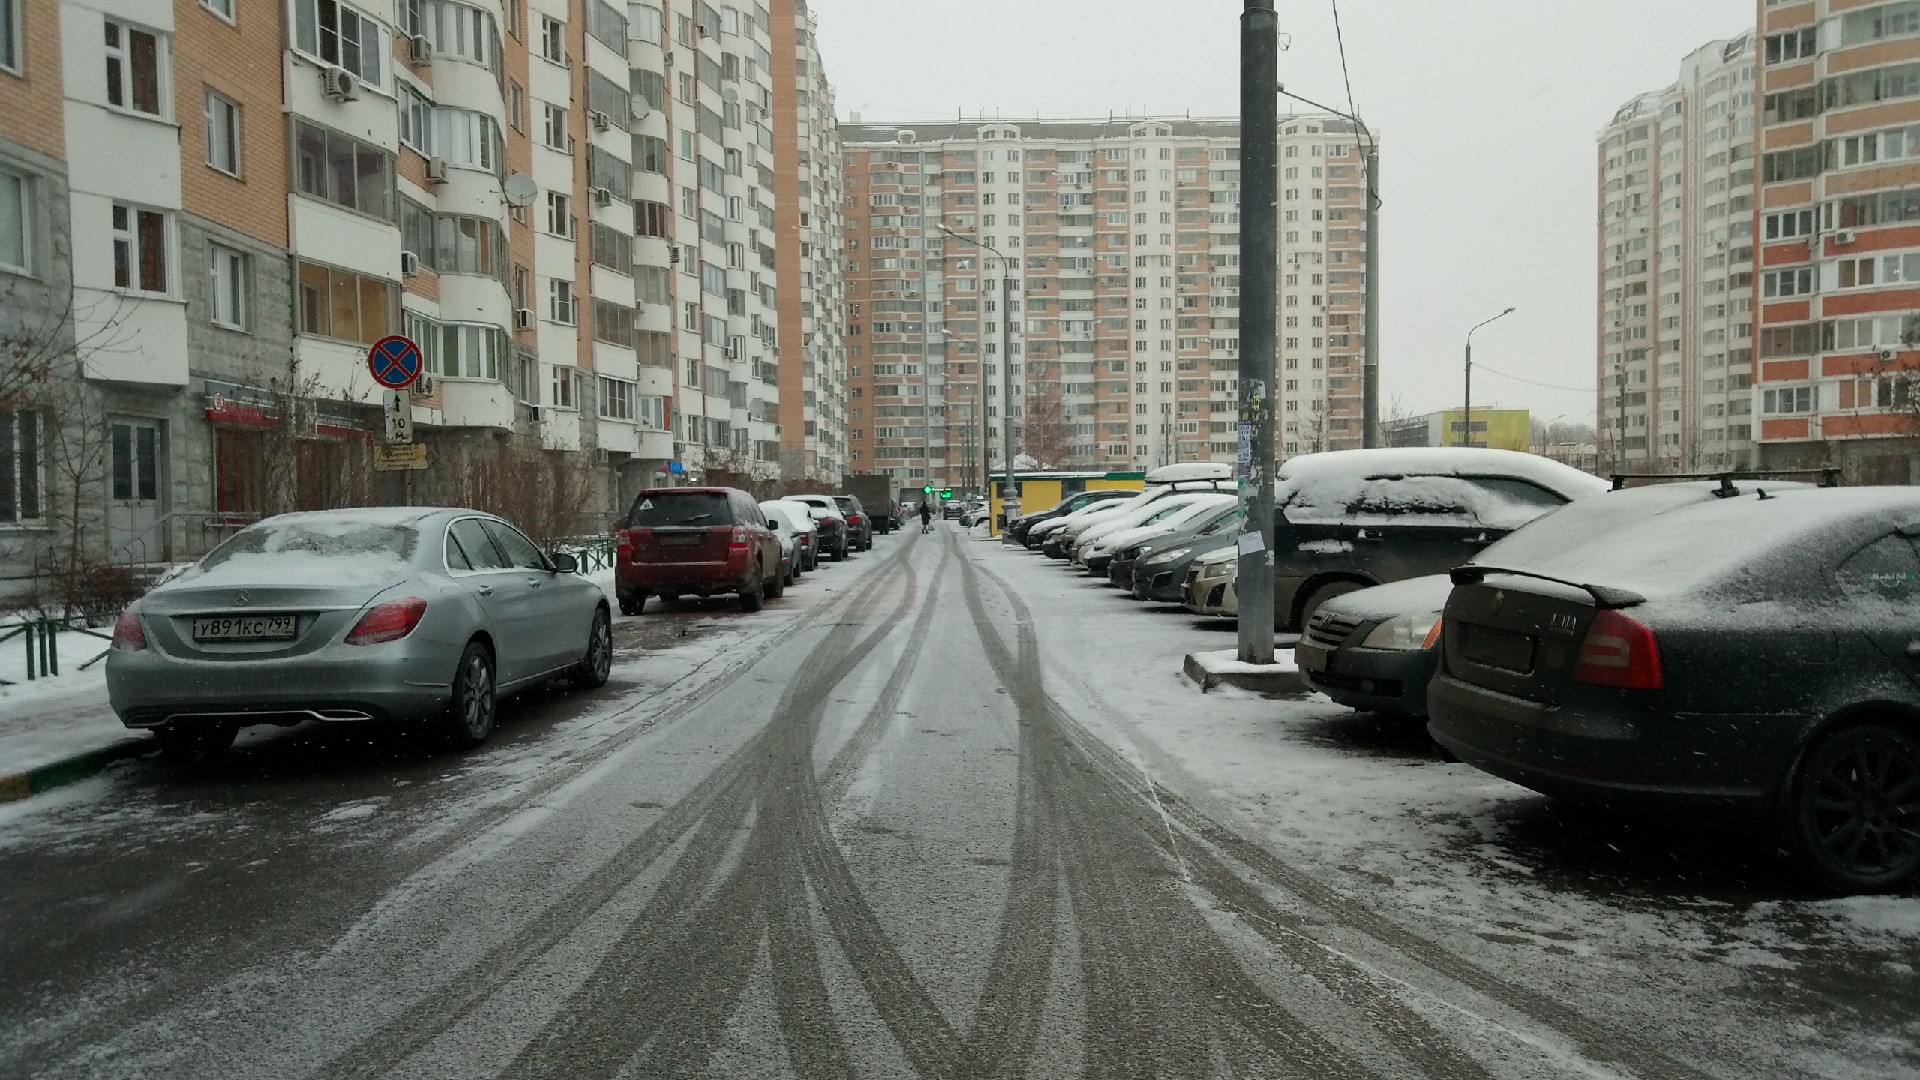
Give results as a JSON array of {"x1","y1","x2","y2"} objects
[
  {"x1": 462, "y1": 653, "x2": 495, "y2": 739},
  {"x1": 1806, "y1": 741, "x2": 1920, "y2": 879}
]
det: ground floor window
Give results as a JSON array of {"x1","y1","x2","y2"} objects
[{"x1": 0, "y1": 407, "x2": 42, "y2": 522}]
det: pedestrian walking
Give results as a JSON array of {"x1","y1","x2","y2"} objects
[{"x1": 920, "y1": 502, "x2": 934, "y2": 533}]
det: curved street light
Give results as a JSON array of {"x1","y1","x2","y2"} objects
[
  {"x1": 938, "y1": 226, "x2": 1019, "y2": 526},
  {"x1": 1462, "y1": 307, "x2": 1516, "y2": 448}
]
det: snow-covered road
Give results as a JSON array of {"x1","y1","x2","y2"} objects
[{"x1": 0, "y1": 526, "x2": 1913, "y2": 1078}]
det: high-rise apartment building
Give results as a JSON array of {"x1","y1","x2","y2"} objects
[
  {"x1": 838, "y1": 115, "x2": 1374, "y2": 491},
  {"x1": 771, "y1": 0, "x2": 847, "y2": 483},
  {"x1": 0, "y1": 0, "x2": 839, "y2": 597},
  {"x1": 1751, "y1": 0, "x2": 1920, "y2": 483},
  {"x1": 1597, "y1": 33, "x2": 1759, "y2": 473}
]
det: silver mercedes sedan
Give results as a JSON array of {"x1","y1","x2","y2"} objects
[{"x1": 105, "y1": 507, "x2": 612, "y2": 757}]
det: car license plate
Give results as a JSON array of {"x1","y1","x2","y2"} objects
[
  {"x1": 659, "y1": 533, "x2": 702, "y2": 547},
  {"x1": 192, "y1": 615, "x2": 297, "y2": 641},
  {"x1": 1461, "y1": 623, "x2": 1533, "y2": 673}
]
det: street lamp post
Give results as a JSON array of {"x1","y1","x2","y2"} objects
[
  {"x1": 940, "y1": 226, "x2": 1019, "y2": 528},
  {"x1": 1275, "y1": 87, "x2": 1379, "y2": 449},
  {"x1": 1462, "y1": 307, "x2": 1516, "y2": 448}
]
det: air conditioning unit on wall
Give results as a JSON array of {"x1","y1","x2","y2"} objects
[{"x1": 321, "y1": 68, "x2": 359, "y2": 102}]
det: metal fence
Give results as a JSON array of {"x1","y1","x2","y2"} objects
[{"x1": 0, "y1": 616, "x2": 114, "y2": 686}]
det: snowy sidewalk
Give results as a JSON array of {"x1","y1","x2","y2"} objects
[{"x1": 0, "y1": 675, "x2": 145, "y2": 802}]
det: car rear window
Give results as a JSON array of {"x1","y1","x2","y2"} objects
[
  {"x1": 629, "y1": 492, "x2": 732, "y2": 527},
  {"x1": 1283, "y1": 474, "x2": 1566, "y2": 529},
  {"x1": 194, "y1": 517, "x2": 418, "y2": 585}
]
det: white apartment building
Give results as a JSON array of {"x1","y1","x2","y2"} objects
[
  {"x1": 840, "y1": 115, "x2": 1374, "y2": 489},
  {"x1": 1597, "y1": 32, "x2": 1759, "y2": 473}
]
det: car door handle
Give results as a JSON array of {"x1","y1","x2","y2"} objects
[
  {"x1": 476, "y1": 585, "x2": 493, "y2": 596},
  {"x1": 526, "y1": 576, "x2": 544, "y2": 587},
  {"x1": 1906, "y1": 641, "x2": 1920, "y2": 658}
]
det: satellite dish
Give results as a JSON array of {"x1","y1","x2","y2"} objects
[
  {"x1": 502, "y1": 173, "x2": 539, "y2": 208},
  {"x1": 630, "y1": 95, "x2": 652, "y2": 122}
]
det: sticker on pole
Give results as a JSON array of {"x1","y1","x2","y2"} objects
[{"x1": 367, "y1": 335, "x2": 424, "y2": 390}]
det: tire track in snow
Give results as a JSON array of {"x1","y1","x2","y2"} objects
[
  {"x1": 965, "y1": 547, "x2": 1716, "y2": 1080},
  {"x1": 309, "y1": 540, "x2": 923, "y2": 1080}
]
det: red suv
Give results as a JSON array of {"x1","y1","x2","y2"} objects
[{"x1": 615, "y1": 487, "x2": 785, "y2": 615}]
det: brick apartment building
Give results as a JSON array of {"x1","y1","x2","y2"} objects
[{"x1": 0, "y1": 0, "x2": 844, "y2": 601}]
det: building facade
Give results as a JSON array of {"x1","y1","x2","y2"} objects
[
  {"x1": 1751, "y1": 0, "x2": 1920, "y2": 483},
  {"x1": 838, "y1": 115, "x2": 1376, "y2": 492},
  {"x1": 1381, "y1": 408, "x2": 1532, "y2": 452},
  {"x1": 1596, "y1": 32, "x2": 1759, "y2": 475},
  {"x1": 0, "y1": 0, "x2": 839, "y2": 602},
  {"x1": 770, "y1": 0, "x2": 846, "y2": 483}
]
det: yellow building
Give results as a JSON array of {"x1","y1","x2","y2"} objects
[{"x1": 1383, "y1": 409, "x2": 1531, "y2": 452}]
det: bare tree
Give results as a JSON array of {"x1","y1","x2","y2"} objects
[{"x1": 1021, "y1": 368, "x2": 1076, "y2": 470}]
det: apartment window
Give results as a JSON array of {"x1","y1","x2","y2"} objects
[
  {"x1": 593, "y1": 299, "x2": 634, "y2": 347},
  {"x1": 0, "y1": 169, "x2": 29, "y2": 275},
  {"x1": 295, "y1": 261, "x2": 396, "y2": 345},
  {"x1": 292, "y1": 0, "x2": 385, "y2": 88},
  {"x1": 1762, "y1": 385, "x2": 1813, "y2": 415},
  {"x1": 539, "y1": 15, "x2": 564, "y2": 63},
  {"x1": 598, "y1": 376, "x2": 635, "y2": 420},
  {"x1": 104, "y1": 20, "x2": 165, "y2": 115},
  {"x1": 1761, "y1": 266, "x2": 1814, "y2": 297},
  {"x1": 542, "y1": 103, "x2": 568, "y2": 150},
  {"x1": 432, "y1": 215, "x2": 507, "y2": 279},
  {"x1": 422, "y1": 0, "x2": 500, "y2": 71},
  {"x1": 549, "y1": 279, "x2": 577, "y2": 324},
  {"x1": 507, "y1": 81, "x2": 526, "y2": 132},
  {"x1": 111, "y1": 203, "x2": 170, "y2": 295},
  {"x1": 634, "y1": 134, "x2": 668, "y2": 173},
  {"x1": 634, "y1": 199, "x2": 670, "y2": 237},
  {"x1": 292, "y1": 120, "x2": 394, "y2": 220},
  {"x1": 433, "y1": 108, "x2": 502, "y2": 172},
  {"x1": 546, "y1": 191, "x2": 573, "y2": 238},
  {"x1": 551, "y1": 365, "x2": 580, "y2": 409},
  {"x1": 0, "y1": 0, "x2": 18, "y2": 73},
  {"x1": 0, "y1": 406, "x2": 41, "y2": 523},
  {"x1": 629, "y1": 3, "x2": 663, "y2": 44},
  {"x1": 208, "y1": 243, "x2": 249, "y2": 329}
]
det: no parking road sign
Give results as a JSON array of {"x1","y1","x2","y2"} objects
[{"x1": 367, "y1": 335, "x2": 424, "y2": 390}]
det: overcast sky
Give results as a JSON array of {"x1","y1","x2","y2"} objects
[{"x1": 811, "y1": 0, "x2": 1753, "y2": 425}]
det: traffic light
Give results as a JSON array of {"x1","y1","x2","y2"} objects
[{"x1": 922, "y1": 484, "x2": 933, "y2": 495}]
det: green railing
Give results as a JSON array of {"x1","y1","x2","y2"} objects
[
  {"x1": 562, "y1": 536, "x2": 617, "y2": 574},
  {"x1": 0, "y1": 616, "x2": 115, "y2": 686}
]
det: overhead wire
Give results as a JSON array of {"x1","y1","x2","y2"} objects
[{"x1": 1470, "y1": 363, "x2": 1596, "y2": 394}]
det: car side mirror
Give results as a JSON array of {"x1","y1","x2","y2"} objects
[{"x1": 549, "y1": 552, "x2": 580, "y2": 574}]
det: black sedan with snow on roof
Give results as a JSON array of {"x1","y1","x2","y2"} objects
[{"x1": 1427, "y1": 486, "x2": 1920, "y2": 893}]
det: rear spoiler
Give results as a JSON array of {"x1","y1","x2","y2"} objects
[
  {"x1": 1608, "y1": 468, "x2": 1841, "y2": 494},
  {"x1": 1450, "y1": 565, "x2": 1647, "y2": 610}
]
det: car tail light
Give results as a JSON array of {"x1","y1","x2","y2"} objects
[
  {"x1": 111, "y1": 606, "x2": 146, "y2": 650},
  {"x1": 1572, "y1": 609, "x2": 1664, "y2": 690},
  {"x1": 728, "y1": 527, "x2": 750, "y2": 550},
  {"x1": 1421, "y1": 617, "x2": 1445, "y2": 651},
  {"x1": 849, "y1": 514, "x2": 865, "y2": 525},
  {"x1": 346, "y1": 597, "x2": 428, "y2": 645}
]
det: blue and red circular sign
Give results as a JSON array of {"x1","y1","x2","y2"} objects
[{"x1": 367, "y1": 335, "x2": 423, "y2": 390}]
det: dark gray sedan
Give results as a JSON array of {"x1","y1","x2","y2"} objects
[
  {"x1": 106, "y1": 507, "x2": 613, "y2": 758},
  {"x1": 1299, "y1": 479, "x2": 1820, "y2": 719},
  {"x1": 1428, "y1": 486, "x2": 1920, "y2": 892}
]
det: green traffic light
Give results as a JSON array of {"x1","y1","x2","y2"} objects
[
  {"x1": 940, "y1": 489, "x2": 953, "y2": 499},
  {"x1": 922, "y1": 484, "x2": 933, "y2": 494}
]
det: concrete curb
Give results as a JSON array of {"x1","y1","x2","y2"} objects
[
  {"x1": 1182, "y1": 652, "x2": 1310, "y2": 696},
  {"x1": 0, "y1": 736, "x2": 153, "y2": 804}
]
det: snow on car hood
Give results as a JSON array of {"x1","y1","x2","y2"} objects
[{"x1": 1317, "y1": 574, "x2": 1455, "y2": 623}]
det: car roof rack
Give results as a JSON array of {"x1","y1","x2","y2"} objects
[{"x1": 1607, "y1": 467, "x2": 1841, "y2": 496}]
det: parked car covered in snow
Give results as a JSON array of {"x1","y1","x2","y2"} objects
[
  {"x1": 1072, "y1": 492, "x2": 1237, "y2": 573},
  {"x1": 784, "y1": 496, "x2": 852, "y2": 561},
  {"x1": 1298, "y1": 477, "x2": 1822, "y2": 720},
  {"x1": 1429, "y1": 486, "x2": 1920, "y2": 892},
  {"x1": 1008, "y1": 488, "x2": 1136, "y2": 547},
  {"x1": 107, "y1": 507, "x2": 612, "y2": 756},
  {"x1": 760, "y1": 500, "x2": 819, "y2": 573},
  {"x1": 1108, "y1": 502, "x2": 1242, "y2": 591}
]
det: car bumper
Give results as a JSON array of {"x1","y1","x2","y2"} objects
[
  {"x1": 1426, "y1": 671, "x2": 1776, "y2": 812},
  {"x1": 1108, "y1": 558, "x2": 1139, "y2": 588},
  {"x1": 1083, "y1": 553, "x2": 1112, "y2": 574},
  {"x1": 1184, "y1": 576, "x2": 1235, "y2": 616},
  {"x1": 618, "y1": 563, "x2": 754, "y2": 594},
  {"x1": 1295, "y1": 641, "x2": 1437, "y2": 717},
  {"x1": 107, "y1": 642, "x2": 459, "y2": 727},
  {"x1": 1134, "y1": 567, "x2": 1188, "y2": 602}
]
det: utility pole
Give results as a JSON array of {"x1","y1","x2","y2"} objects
[
  {"x1": 1362, "y1": 143, "x2": 1381, "y2": 448},
  {"x1": 1002, "y1": 269, "x2": 1019, "y2": 527},
  {"x1": 1238, "y1": 0, "x2": 1279, "y2": 664}
]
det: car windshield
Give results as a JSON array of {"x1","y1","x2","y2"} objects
[
  {"x1": 15, "y1": 3, "x2": 1906, "y2": 1076},
  {"x1": 630, "y1": 493, "x2": 730, "y2": 527}
]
